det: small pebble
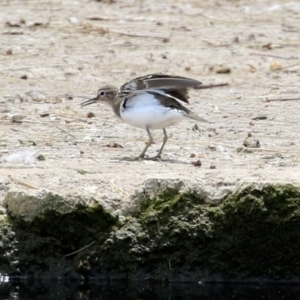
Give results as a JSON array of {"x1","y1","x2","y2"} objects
[
  {"x1": 37, "y1": 154, "x2": 46, "y2": 161},
  {"x1": 87, "y1": 112, "x2": 95, "y2": 118},
  {"x1": 39, "y1": 112, "x2": 50, "y2": 117},
  {"x1": 216, "y1": 66, "x2": 231, "y2": 74},
  {"x1": 193, "y1": 159, "x2": 201, "y2": 167},
  {"x1": 12, "y1": 114, "x2": 25, "y2": 123},
  {"x1": 106, "y1": 142, "x2": 123, "y2": 148},
  {"x1": 192, "y1": 124, "x2": 199, "y2": 131}
]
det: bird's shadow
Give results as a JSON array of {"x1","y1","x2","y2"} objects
[{"x1": 111, "y1": 155, "x2": 192, "y2": 165}]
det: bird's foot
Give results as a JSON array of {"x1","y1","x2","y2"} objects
[
  {"x1": 122, "y1": 155, "x2": 144, "y2": 161},
  {"x1": 121, "y1": 154, "x2": 162, "y2": 161},
  {"x1": 144, "y1": 154, "x2": 162, "y2": 161}
]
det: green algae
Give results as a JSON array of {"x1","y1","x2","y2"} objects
[
  {"x1": 0, "y1": 219, "x2": 18, "y2": 274},
  {"x1": 93, "y1": 188, "x2": 216, "y2": 279},
  {"x1": 93, "y1": 184, "x2": 300, "y2": 280},
  {"x1": 2, "y1": 202, "x2": 118, "y2": 277},
  {"x1": 211, "y1": 184, "x2": 300, "y2": 278}
]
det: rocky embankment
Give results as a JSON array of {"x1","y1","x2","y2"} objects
[{"x1": 1, "y1": 179, "x2": 300, "y2": 282}]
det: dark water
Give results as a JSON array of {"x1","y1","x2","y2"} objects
[{"x1": 0, "y1": 281, "x2": 300, "y2": 299}]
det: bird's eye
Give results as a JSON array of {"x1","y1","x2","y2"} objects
[{"x1": 99, "y1": 91, "x2": 105, "y2": 96}]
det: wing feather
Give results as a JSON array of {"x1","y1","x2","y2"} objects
[{"x1": 119, "y1": 74, "x2": 202, "y2": 103}]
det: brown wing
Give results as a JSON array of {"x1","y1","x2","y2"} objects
[
  {"x1": 137, "y1": 74, "x2": 202, "y2": 89},
  {"x1": 120, "y1": 73, "x2": 202, "y2": 98}
]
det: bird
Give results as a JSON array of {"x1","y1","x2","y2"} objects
[{"x1": 80, "y1": 73, "x2": 207, "y2": 160}]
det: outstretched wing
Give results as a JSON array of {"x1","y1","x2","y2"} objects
[{"x1": 119, "y1": 74, "x2": 202, "y2": 103}]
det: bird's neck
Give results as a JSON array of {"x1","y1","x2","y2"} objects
[{"x1": 111, "y1": 97, "x2": 122, "y2": 118}]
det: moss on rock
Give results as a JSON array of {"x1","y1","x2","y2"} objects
[
  {"x1": 90, "y1": 183, "x2": 300, "y2": 281},
  {"x1": 0, "y1": 218, "x2": 18, "y2": 274},
  {"x1": 13, "y1": 203, "x2": 118, "y2": 277},
  {"x1": 2, "y1": 190, "x2": 119, "y2": 278},
  {"x1": 211, "y1": 184, "x2": 300, "y2": 278}
]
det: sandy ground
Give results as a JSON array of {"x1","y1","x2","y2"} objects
[{"x1": 0, "y1": 0, "x2": 300, "y2": 211}]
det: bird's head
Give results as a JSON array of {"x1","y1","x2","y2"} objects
[{"x1": 80, "y1": 85, "x2": 118, "y2": 107}]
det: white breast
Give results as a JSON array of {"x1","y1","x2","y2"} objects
[{"x1": 119, "y1": 92, "x2": 185, "y2": 130}]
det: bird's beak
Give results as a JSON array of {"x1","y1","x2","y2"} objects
[{"x1": 80, "y1": 96, "x2": 98, "y2": 107}]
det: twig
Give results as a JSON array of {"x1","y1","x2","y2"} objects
[
  {"x1": 281, "y1": 63, "x2": 300, "y2": 69},
  {"x1": 3, "y1": 119, "x2": 77, "y2": 138},
  {"x1": 266, "y1": 97, "x2": 300, "y2": 102},
  {"x1": 238, "y1": 148, "x2": 293, "y2": 154},
  {"x1": 194, "y1": 82, "x2": 229, "y2": 89},
  {"x1": 109, "y1": 179, "x2": 130, "y2": 197},
  {"x1": 10, "y1": 120, "x2": 47, "y2": 125},
  {"x1": 64, "y1": 241, "x2": 96, "y2": 257},
  {"x1": 86, "y1": 17, "x2": 112, "y2": 21},
  {"x1": 8, "y1": 175, "x2": 38, "y2": 189},
  {"x1": 111, "y1": 31, "x2": 168, "y2": 41},
  {"x1": 3, "y1": 65, "x2": 66, "y2": 71},
  {"x1": 87, "y1": 17, "x2": 150, "y2": 23},
  {"x1": 250, "y1": 52, "x2": 298, "y2": 60},
  {"x1": 53, "y1": 125, "x2": 76, "y2": 138}
]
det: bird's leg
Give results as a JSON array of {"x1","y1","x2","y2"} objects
[
  {"x1": 135, "y1": 127, "x2": 154, "y2": 159},
  {"x1": 151, "y1": 129, "x2": 168, "y2": 160}
]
